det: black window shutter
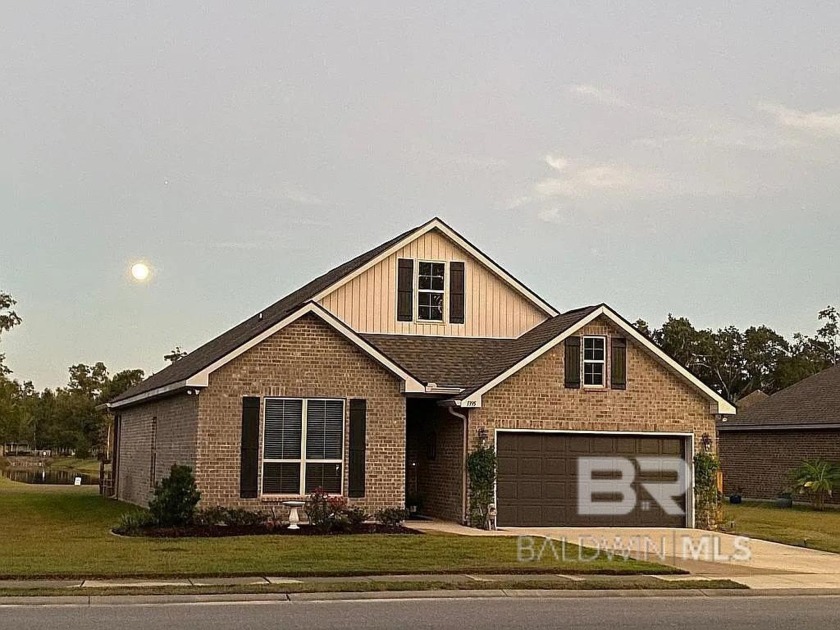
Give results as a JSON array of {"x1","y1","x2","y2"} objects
[
  {"x1": 348, "y1": 399, "x2": 367, "y2": 498},
  {"x1": 564, "y1": 337, "x2": 581, "y2": 389},
  {"x1": 240, "y1": 397, "x2": 260, "y2": 498},
  {"x1": 397, "y1": 259, "x2": 414, "y2": 321},
  {"x1": 611, "y1": 337, "x2": 627, "y2": 390},
  {"x1": 449, "y1": 261, "x2": 465, "y2": 324}
]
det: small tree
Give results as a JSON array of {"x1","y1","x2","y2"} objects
[
  {"x1": 791, "y1": 459, "x2": 840, "y2": 510},
  {"x1": 467, "y1": 445, "x2": 496, "y2": 529},
  {"x1": 148, "y1": 464, "x2": 201, "y2": 526},
  {"x1": 694, "y1": 452, "x2": 722, "y2": 530}
]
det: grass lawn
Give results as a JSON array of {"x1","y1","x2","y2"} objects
[
  {"x1": 0, "y1": 480, "x2": 675, "y2": 579},
  {"x1": 724, "y1": 501, "x2": 840, "y2": 554}
]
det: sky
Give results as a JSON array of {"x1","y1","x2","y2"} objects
[{"x1": 1, "y1": 2, "x2": 839, "y2": 389}]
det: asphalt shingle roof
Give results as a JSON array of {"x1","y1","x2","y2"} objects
[
  {"x1": 361, "y1": 305, "x2": 600, "y2": 395},
  {"x1": 721, "y1": 364, "x2": 840, "y2": 428}
]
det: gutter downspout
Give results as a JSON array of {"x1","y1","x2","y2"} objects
[{"x1": 446, "y1": 406, "x2": 469, "y2": 525}]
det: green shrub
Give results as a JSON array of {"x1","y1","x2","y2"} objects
[
  {"x1": 193, "y1": 506, "x2": 228, "y2": 526},
  {"x1": 694, "y1": 452, "x2": 722, "y2": 530},
  {"x1": 223, "y1": 508, "x2": 268, "y2": 527},
  {"x1": 344, "y1": 506, "x2": 368, "y2": 527},
  {"x1": 114, "y1": 510, "x2": 157, "y2": 535},
  {"x1": 148, "y1": 464, "x2": 201, "y2": 527},
  {"x1": 467, "y1": 446, "x2": 496, "y2": 529},
  {"x1": 374, "y1": 507, "x2": 407, "y2": 528}
]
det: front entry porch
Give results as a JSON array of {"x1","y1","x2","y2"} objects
[{"x1": 405, "y1": 398, "x2": 467, "y2": 523}]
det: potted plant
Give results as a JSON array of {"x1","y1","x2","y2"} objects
[
  {"x1": 406, "y1": 491, "x2": 424, "y2": 518},
  {"x1": 776, "y1": 490, "x2": 793, "y2": 508},
  {"x1": 729, "y1": 487, "x2": 743, "y2": 504}
]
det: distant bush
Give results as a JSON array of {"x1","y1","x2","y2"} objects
[{"x1": 148, "y1": 464, "x2": 201, "y2": 527}]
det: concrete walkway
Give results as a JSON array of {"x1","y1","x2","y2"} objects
[{"x1": 410, "y1": 521, "x2": 840, "y2": 589}]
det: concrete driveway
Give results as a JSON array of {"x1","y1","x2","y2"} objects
[{"x1": 505, "y1": 527, "x2": 840, "y2": 589}]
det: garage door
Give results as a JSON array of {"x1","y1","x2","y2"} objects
[{"x1": 496, "y1": 432, "x2": 688, "y2": 527}]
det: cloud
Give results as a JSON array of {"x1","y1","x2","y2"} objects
[
  {"x1": 545, "y1": 154, "x2": 568, "y2": 172},
  {"x1": 536, "y1": 207, "x2": 565, "y2": 224},
  {"x1": 568, "y1": 84, "x2": 626, "y2": 107},
  {"x1": 535, "y1": 161, "x2": 673, "y2": 200},
  {"x1": 758, "y1": 103, "x2": 840, "y2": 137}
]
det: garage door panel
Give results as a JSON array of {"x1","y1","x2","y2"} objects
[{"x1": 497, "y1": 432, "x2": 688, "y2": 528}]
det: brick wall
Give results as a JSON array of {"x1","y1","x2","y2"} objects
[
  {"x1": 719, "y1": 428, "x2": 840, "y2": 503},
  {"x1": 471, "y1": 317, "x2": 717, "y2": 452},
  {"x1": 116, "y1": 394, "x2": 199, "y2": 506},
  {"x1": 195, "y1": 313, "x2": 406, "y2": 515}
]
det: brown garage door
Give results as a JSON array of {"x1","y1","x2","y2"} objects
[{"x1": 496, "y1": 432, "x2": 688, "y2": 527}]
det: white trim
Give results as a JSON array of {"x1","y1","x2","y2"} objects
[
  {"x1": 260, "y1": 397, "x2": 345, "y2": 497},
  {"x1": 107, "y1": 381, "x2": 189, "y2": 410},
  {"x1": 493, "y1": 428, "x2": 695, "y2": 529},
  {"x1": 416, "y1": 259, "x2": 447, "y2": 323},
  {"x1": 312, "y1": 218, "x2": 559, "y2": 317},
  {"x1": 184, "y1": 302, "x2": 426, "y2": 394},
  {"x1": 457, "y1": 305, "x2": 736, "y2": 415},
  {"x1": 582, "y1": 335, "x2": 607, "y2": 388}
]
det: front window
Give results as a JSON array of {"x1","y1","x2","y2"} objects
[
  {"x1": 417, "y1": 261, "x2": 445, "y2": 321},
  {"x1": 262, "y1": 398, "x2": 344, "y2": 495},
  {"x1": 583, "y1": 336, "x2": 606, "y2": 387}
]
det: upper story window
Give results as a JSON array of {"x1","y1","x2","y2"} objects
[
  {"x1": 583, "y1": 336, "x2": 606, "y2": 387},
  {"x1": 417, "y1": 261, "x2": 445, "y2": 321}
]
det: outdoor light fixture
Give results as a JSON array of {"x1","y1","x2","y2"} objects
[
  {"x1": 700, "y1": 433, "x2": 713, "y2": 452},
  {"x1": 477, "y1": 427, "x2": 488, "y2": 446}
]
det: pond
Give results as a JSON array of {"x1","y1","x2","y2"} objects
[{"x1": 1, "y1": 468, "x2": 99, "y2": 485}]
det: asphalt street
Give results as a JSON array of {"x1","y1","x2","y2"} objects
[{"x1": 1, "y1": 595, "x2": 839, "y2": 630}]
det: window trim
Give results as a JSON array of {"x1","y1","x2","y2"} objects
[
  {"x1": 582, "y1": 336, "x2": 607, "y2": 388},
  {"x1": 260, "y1": 397, "x2": 346, "y2": 497},
  {"x1": 416, "y1": 259, "x2": 447, "y2": 323}
]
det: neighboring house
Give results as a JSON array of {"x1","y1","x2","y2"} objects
[
  {"x1": 108, "y1": 218, "x2": 734, "y2": 527},
  {"x1": 735, "y1": 390, "x2": 769, "y2": 411},
  {"x1": 719, "y1": 364, "x2": 840, "y2": 503}
]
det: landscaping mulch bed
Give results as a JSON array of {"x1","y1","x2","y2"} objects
[{"x1": 117, "y1": 523, "x2": 421, "y2": 538}]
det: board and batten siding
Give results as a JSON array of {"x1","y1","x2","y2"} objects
[{"x1": 319, "y1": 229, "x2": 548, "y2": 337}]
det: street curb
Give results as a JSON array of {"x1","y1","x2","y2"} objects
[{"x1": 2, "y1": 588, "x2": 840, "y2": 607}]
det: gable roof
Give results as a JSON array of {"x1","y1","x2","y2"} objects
[
  {"x1": 111, "y1": 217, "x2": 558, "y2": 406},
  {"x1": 361, "y1": 306, "x2": 599, "y2": 391},
  {"x1": 452, "y1": 304, "x2": 736, "y2": 415},
  {"x1": 720, "y1": 364, "x2": 840, "y2": 430}
]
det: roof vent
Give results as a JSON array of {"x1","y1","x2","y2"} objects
[{"x1": 258, "y1": 312, "x2": 263, "y2": 321}]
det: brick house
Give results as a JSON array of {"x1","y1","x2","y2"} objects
[
  {"x1": 719, "y1": 364, "x2": 840, "y2": 504},
  {"x1": 108, "y1": 218, "x2": 734, "y2": 527}
]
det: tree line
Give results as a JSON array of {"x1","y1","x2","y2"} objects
[
  {"x1": 635, "y1": 306, "x2": 838, "y2": 402},
  {"x1": 0, "y1": 291, "x2": 156, "y2": 457},
  {"x1": 1, "y1": 288, "x2": 837, "y2": 455}
]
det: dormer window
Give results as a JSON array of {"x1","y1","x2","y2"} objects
[{"x1": 417, "y1": 261, "x2": 445, "y2": 321}]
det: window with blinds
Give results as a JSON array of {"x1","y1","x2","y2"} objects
[{"x1": 262, "y1": 398, "x2": 344, "y2": 496}]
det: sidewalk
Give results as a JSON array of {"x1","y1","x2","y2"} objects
[{"x1": 410, "y1": 521, "x2": 840, "y2": 590}]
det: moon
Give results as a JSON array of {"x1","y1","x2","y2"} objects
[{"x1": 131, "y1": 262, "x2": 151, "y2": 282}]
